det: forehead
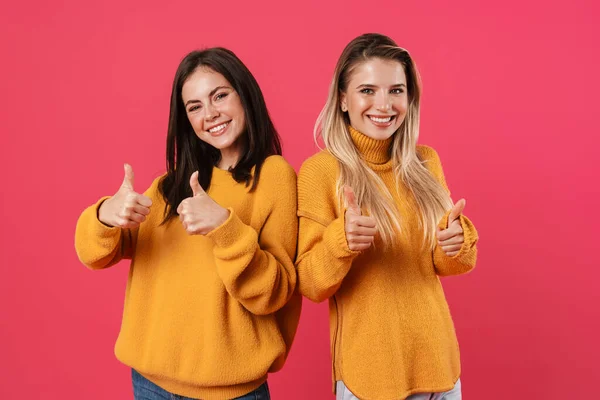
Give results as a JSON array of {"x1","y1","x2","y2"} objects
[
  {"x1": 181, "y1": 67, "x2": 231, "y2": 101},
  {"x1": 348, "y1": 58, "x2": 407, "y2": 86}
]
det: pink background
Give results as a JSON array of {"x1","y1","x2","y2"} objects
[{"x1": 1, "y1": 1, "x2": 598, "y2": 399}]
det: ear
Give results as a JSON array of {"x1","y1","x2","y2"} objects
[{"x1": 340, "y1": 92, "x2": 348, "y2": 112}]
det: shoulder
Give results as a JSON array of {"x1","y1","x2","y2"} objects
[
  {"x1": 297, "y1": 151, "x2": 340, "y2": 221},
  {"x1": 417, "y1": 144, "x2": 450, "y2": 191},
  {"x1": 145, "y1": 174, "x2": 167, "y2": 198},
  {"x1": 257, "y1": 155, "x2": 297, "y2": 188},
  {"x1": 298, "y1": 150, "x2": 339, "y2": 185},
  {"x1": 151, "y1": 174, "x2": 167, "y2": 188},
  {"x1": 417, "y1": 144, "x2": 444, "y2": 173},
  {"x1": 417, "y1": 144, "x2": 441, "y2": 163}
]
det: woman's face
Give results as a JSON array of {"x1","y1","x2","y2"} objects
[
  {"x1": 182, "y1": 67, "x2": 246, "y2": 156},
  {"x1": 340, "y1": 58, "x2": 408, "y2": 141}
]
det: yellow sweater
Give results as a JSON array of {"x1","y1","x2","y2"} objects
[
  {"x1": 296, "y1": 127, "x2": 478, "y2": 400},
  {"x1": 75, "y1": 156, "x2": 301, "y2": 400}
]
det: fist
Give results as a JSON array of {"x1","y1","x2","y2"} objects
[
  {"x1": 437, "y1": 199, "x2": 466, "y2": 257},
  {"x1": 98, "y1": 164, "x2": 152, "y2": 229},
  {"x1": 177, "y1": 171, "x2": 230, "y2": 235},
  {"x1": 343, "y1": 186, "x2": 377, "y2": 252}
]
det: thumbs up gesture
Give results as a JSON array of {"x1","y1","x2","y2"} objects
[
  {"x1": 98, "y1": 164, "x2": 153, "y2": 228},
  {"x1": 177, "y1": 171, "x2": 230, "y2": 235},
  {"x1": 436, "y1": 199, "x2": 466, "y2": 257},
  {"x1": 343, "y1": 186, "x2": 377, "y2": 251}
]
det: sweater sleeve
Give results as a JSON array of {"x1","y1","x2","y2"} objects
[
  {"x1": 206, "y1": 158, "x2": 298, "y2": 316},
  {"x1": 295, "y1": 154, "x2": 360, "y2": 303},
  {"x1": 434, "y1": 212, "x2": 478, "y2": 276},
  {"x1": 74, "y1": 196, "x2": 138, "y2": 270},
  {"x1": 74, "y1": 177, "x2": 161, "y2": 270},
  {"x1": 420, "y1": 145, "x2": 479, "y2": 276}
]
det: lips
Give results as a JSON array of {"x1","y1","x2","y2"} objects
[
  {"x1": 206, "y1": 121, "x2": 231, "y2": 136},
  {"x1": 367, "y1": 115, "x2": 395, "y2": 127}
]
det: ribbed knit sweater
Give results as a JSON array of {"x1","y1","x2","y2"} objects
[
  {"x1": 75, "y1": 155, "x2": 301, "y2": 400},
  {"x1": 296, "y1": 126, "x2": 478, "y2": 399}
]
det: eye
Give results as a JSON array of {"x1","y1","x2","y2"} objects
[
  {"x1": 360, "y1": 88, "x2": 374, "y2": 94},
  {"x1": 391, "y1": 88, "x2": 405, "y2": 95},
  {"x1": 188, "y1": 104, "x2": 201, "y2": 112},
  {"x1": 215, "y1": 92, "x2": 229, "y2": 101}
]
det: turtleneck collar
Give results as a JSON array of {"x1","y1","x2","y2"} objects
[{"x1": 348, "y1": 125, "x2": 393, "y2": 165}]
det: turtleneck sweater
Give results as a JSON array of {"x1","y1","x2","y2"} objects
[{"x1": 296, "y1": 126, "x2": 478, "y2": 399}]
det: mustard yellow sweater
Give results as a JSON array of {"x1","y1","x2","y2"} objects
[
  {"x1": 296, "y1": 127, "x2": 478, "y2": 400},
  {"x1": 75, "y1": 156, "x2": 301, "y2": 400}
]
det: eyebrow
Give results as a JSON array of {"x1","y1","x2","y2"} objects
[
  {"x1": 356, "y1": 83, "x2": 407, "y2": 89},
  {"x1": 184, "y1": 85, "x2": 232, "y2": 107}
]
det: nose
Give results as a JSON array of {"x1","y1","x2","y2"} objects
[
  {"x1": 375, "y1": 91, "x2": 392, "y2": 112},
  {"x1": 204, "y1": 103, "x2": 219, "y2": 121}
]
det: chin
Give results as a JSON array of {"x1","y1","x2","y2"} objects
[
  {"x1": 366, "y1": 129, "x2": 395, "y2": 140},
  {"x1": 198, "y1": 133, "x2": 230, "y2": 149},
  {"x1": 211, "y1": 140, "x2": 233, "y2": 150}
]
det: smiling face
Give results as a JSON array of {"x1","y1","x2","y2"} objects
[
  {"x1": 181, "y1": 67, "x2": 246, "y2": 162},
  {"x1": 340, "y1": 58, "x2": 408, "y2": 140}
]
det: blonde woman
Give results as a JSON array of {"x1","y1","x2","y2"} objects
[{"x1": 296, "y1": 33, "x2": 478, "y2": 400}]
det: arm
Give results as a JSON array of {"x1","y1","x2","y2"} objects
[
  {"x1": 74, "y1": 197, "x2": 138, "y2": 270},
  {"x1": 74, "y1": 168, "x2": 156, "y2": 270},
  {"x1": 296, "y1": 214, "x2": 359, "y2": 303},
  {"x1": 434, "y1": 211, "x2": 478, "y2": 276},
  {"x1": 207, "y1": 161, "x2": 298, "y2": 316},
  {"x1": 295, "y1": 156, "x2": 360, "y2": 303},
  {"x1": 420, "y1": 146, "x2": 479, "y2": 276}
]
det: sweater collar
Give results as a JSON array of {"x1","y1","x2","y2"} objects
[{"x1": 348, "y1": 125, "x2": 393, "y2": 165}]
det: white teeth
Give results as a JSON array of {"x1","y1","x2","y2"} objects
[
  {"x1": 369, "y1": 116, "x2": 392, "y2": 123},
  {"x1": 208, "y1": 122, "x2": 229, "y2": 133}
]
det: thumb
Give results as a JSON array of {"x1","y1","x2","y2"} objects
[
  {"x1": 122, "y1": 163, "x2": 134, "y2": 190},
  {"x1": 190, "y1": 171, "x2": 205, "y2": 196},
  {"x1": 343, "y1": 185, "x2": 361, "y2": 215},
  {"x1": 448, "y1": 198, "x2": 466, "y2": 224}
]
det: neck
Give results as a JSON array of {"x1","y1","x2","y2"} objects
[{"x1": 217, "y1": 142, "x2": 242, "y2": 170}]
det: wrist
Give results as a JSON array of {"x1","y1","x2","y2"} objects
[
  {"x1": 97, "y1": 198, "x2": 115, "y2": 227},
  {"x1": 217, "y1": 207, "x2": 230, "y2": 227}
]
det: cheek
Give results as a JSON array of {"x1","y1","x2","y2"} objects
[
  {"x1": 187, "y1": 113, "x2": 202, "y2": 130},
  {"x1": 235, "y1": 106, "x2": 246, "y2": 126},
  {"x1": 229, "y1": 102, "x2": 246, "y2": 132},
  {"x1": 235, "y1": 110, "x2": 246, "y2": 130},
  {"x1": 395, "y1": 98, "x2": 409, "y2": 115},
  {"x1": 348, "y1": 96, "x2": 371, "y2": 117}
]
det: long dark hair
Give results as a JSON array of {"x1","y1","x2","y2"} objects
[{"x1": 159, "y1": 47, "x2": 282, "y2": 223}]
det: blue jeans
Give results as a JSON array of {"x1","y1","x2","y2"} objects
[
  {"x1": 132, "y1": 369, "x2": 270, "y2": 400},
  {"x1": 336, "y1": 379, "x2": 461, "y2": 400}
]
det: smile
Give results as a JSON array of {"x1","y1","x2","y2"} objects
[
  {"x1": 368, "y1": 115, "x2": 395, "y2": 123},
  {"x1": 207, "y1": 121, "x2": 231, "y2": 134}
]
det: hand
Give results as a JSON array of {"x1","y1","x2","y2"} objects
[
  {"x1": 437, "y1": 199, "x2": 466, "y2": 257},
  {"x1": 177, "y1": 171, "x2": 230, "y2": 235},
  {"x1": 343, "y1": 186, "x2": 377, "y2": 251},
  {"x1": 98, "y1": 164, "x2": 152, "y2": 228}
]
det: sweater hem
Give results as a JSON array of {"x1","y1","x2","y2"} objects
[
  {"x1": 336, "y1": 372, "x2": 461, "y2": 400},
  {"x1": 140, "y1": 371, "x2": 267, "y2": 400}
]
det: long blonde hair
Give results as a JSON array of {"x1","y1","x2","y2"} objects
[{"x1": 315, "y1": 33, "x2": 452, "y2": 249}]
